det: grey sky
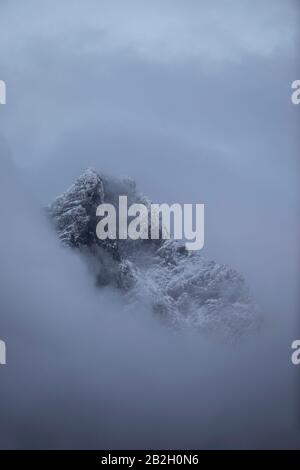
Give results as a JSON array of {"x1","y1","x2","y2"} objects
[{"x1": 0, "y1": 0, "x2": 298, "y2": 166}]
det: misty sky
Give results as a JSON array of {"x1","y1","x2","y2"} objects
[{"x1": 0, "y1": 0, "x2": 298, "y2": 173}]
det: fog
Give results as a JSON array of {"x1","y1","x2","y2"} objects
[
  {"x1": 0, "y1": 143, "x2": 298, "y2": 449},
  {"x1": 0, "y1": 0, "x2": 299, "y2": 449}
]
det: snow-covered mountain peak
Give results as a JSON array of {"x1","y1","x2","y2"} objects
[{"x1": 48, "y1": 169, "x2": 260, "y2": 338}]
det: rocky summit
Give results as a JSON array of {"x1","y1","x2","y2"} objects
[{"x1": 48, "y1": 168, "x2": 259, "y2": 338}]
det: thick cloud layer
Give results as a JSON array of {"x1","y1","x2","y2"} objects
[{"x1": 0, "y1": 145, "x2": 298, "y2": 449}]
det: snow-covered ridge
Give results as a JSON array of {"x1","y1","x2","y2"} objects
[{"x1": 48, "y1": 168, "x2": 259, "y2": 337}]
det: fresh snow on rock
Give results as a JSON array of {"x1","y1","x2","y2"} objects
[{"x1": 48, "y1": 168, "x2": 259, "y2": 337}]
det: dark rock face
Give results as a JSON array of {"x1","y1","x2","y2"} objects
[
  {"x1": 48, "y1": 168, "x2": 260, "y2": 338},
  {"x1": 49, "y1": 169, "x2": 105, "y2": 248}
]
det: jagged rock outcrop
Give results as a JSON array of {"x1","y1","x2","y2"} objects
[
  {"x1": 49, "y1": 168, "x2": 105, "y2": 248},
  {"x1": 48, "y1": 168, "x2": 259, "y2": 337}
]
